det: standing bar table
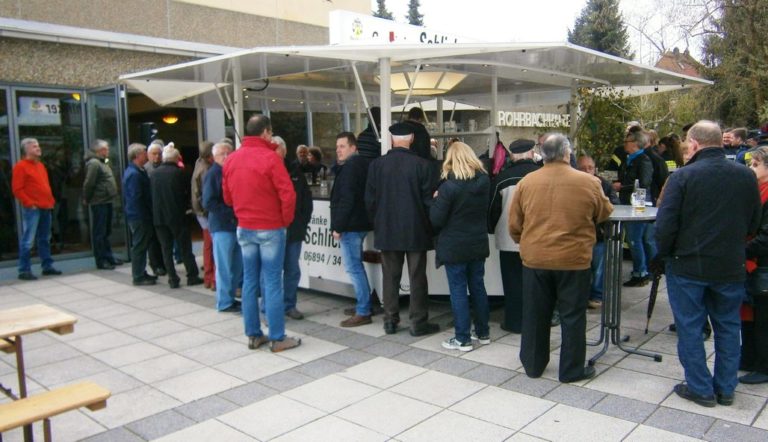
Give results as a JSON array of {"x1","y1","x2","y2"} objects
[{"x1": 589, "y1": 205, "x2": 663, "y2": 366}]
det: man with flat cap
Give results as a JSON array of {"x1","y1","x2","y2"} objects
[
  {"x1": 366, "y1": 122, "x2": 440, "y2": 336},
  {"x1": 488, "y1": 139, "x2": 541, "y2": 333}
]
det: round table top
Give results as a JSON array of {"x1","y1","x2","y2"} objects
[{"x1": 609, "y1": 205, "x2": 657, "y2": 221}]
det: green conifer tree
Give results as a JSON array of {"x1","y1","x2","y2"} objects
[
  {"x1": 373, "y1": 0, "x2": 394, "y2": 20},
  {"x1": 568, "y1": 0, "x2": 634, "y2": 59}
]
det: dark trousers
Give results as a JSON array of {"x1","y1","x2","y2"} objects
[
  {"x1": 742, "y1": 296, "x2": 768, "y2": 374},
  {"x1": 148, "y1": 228, "x2": 165, "y2": 272},
  {"x1": 90, "y1": 203, "x2": 115, "y2": 266},
  {"x1": 380, "y1": 250, "x2": 429, "y2": 327},
  {"x1": 500, "y1": 251, "x2": 524, "y2": 333},
  {"x1": 155, "y1": 223, "x2": 198, "y2": 283},
  {"x1": 128, "y1": 220, "x2": 153, "y2": 281},
  {"x1": 521, "y1": 266, "x2": 590, "y2": 382}
]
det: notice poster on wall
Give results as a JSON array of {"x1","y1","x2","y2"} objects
[{"x1": 17, "y1": 97, "x2": 62, "y2": 126}]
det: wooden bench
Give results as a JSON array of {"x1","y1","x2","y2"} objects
[{"x1": 0, "y1": 382, "x2": 110, "y2": 442}]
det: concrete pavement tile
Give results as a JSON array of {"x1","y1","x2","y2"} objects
[
  {"x1": 122, "y1": 353, "x2": 204, "y2": 384},
  {"x1": 462, "y1": 364, "x2": 517, "y2": 386},
  {"x1": 294, "y1": 358, "x2": 346, "y2": 378},
  {"x1": 67, "y1": 330, "x2": 140, "y2": 354},
  {"x1": 102, "y1": 310, "x2": 163, "y2": 329},
  {"x1": 522, "y1": 404, "x2": 636, "y2": 441},
  {"x1": 590, "y1": 394, "x2": 658, "y2": 423},
  {"x1": 153, "y1": 367, "x2": 245, "y2": 402},
  {"x1": 217, "y1": 382, "x2": 279, "y2": 406},
  {"x1": 80, "y1": 303, "x2": 140, "y2": 320},
  {"x1": 335, "y1": 391, "x2": 441, "y2": 437},
  {"x1": 585, "y1": 367, "x2": 678, "y2": 404},
  {"x1": 336, "y1": 333, "x2": 380, "y2": 350},
  {"x1": 179, "y1": 339, "x2": 252, "y2": 366},
  {"x1": 363, "y1": 340, "x2": 410, "y2": 358},
  {"x1": 152, "y1": 329, "x2": 221, "y2": 352},
  {"x1": 398, "y1": 409, "x2": 513, "y2": 442},
  {"x1": 175, "y1": 395, "x2": 240, "y2": 422},
  {"x1": 544, "y1": 384, "x2": 606, "y2": 409},
  {"x1": 704, "y1": 419, "x2": 768, "y2": 442},
  {"x1": 52, "y1": 320, "x2": 113, "y2": 342},
  {"x1": 660, "y1": 390, "x2": 766, "y2": 426},
  {"x1": 123, "y1": 318, "x2": 189, "y2": 340},
  {"x1": 218, "y1": 394, "x2": 325, "y2": 440},
  {"x1": 272, "y1": 415, "x2": 386, "y2": 442},
  {"x1": 153, "y1": 420, "x2": 255, "y2": 442},
  {"x1": 460, "y1": 342, "x2": 522, "y2": 370},
  {"x1": 26, "y1": 355, "x2": 110, "y2": 385},
  {"x1": 214, "y1": 351, "x2": 299, "y2": 382},
  {"x1": 275, "y1": 335, "x2": 346, "y2": 364},
  {"x1": 89, "y1": 385, "x2": 181, "y2": 429},
  {"x1": 283, "y1": 374, "x2": 380, "y2": 412},
  {"x1": 322, "y1": 348, "x2": 376, "y2": 367},
  {"x1": 391, "y1": 370, "x2": 485, "y2": 407},
  {"x1": 505, "y1": 433, "x2": 548, "y2": 441},
  {"x1": 425, "y1": 356, "x2": 480, "y2": 376},
  {"x1": 92, "y1": 341, "x2": 169, "y2": 367},
  {"x1": 339, "y1": 356, "x2": 426, "y2": 389},
  {"x1": 5, "y1": 342, "x2": 83, "y2": 368},
  {"x1": 450, "y1": 386, "x2": 554, "y2": 430},
  {"x1": 311, "y1": 326, "x2": 356, "y2": 342},
  {"x1": 173, "y1": 309, "x2": 232, "y2": 327},
  {"x1": 124, "y1": 409, "x2": 195, "y2": 440},
  {"x1": 644, "y1": 407, "x2": 715, "y2": 439},
  {"x1": 624, "y1": 424, "x2": 701, "y2": 441},
  {"x1": 393, "y1": 348, "x2": 444, "y2": 367},
  {"x1": 81, "y1": 427, "x2": 145, "y2": 442},
  {"x1": 51, "y1": 368, "x2": 144, "y2": 395},
  {"x1": 258, "y1": 368, "x2": 314, "y2": 392},
  {"x1": 200, "y1": 317, "x2": 245, "y2": 338}
]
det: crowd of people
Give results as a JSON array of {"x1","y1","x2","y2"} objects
[{"x1": 10, "y1": 108, "x2": 768, "y2": 400}]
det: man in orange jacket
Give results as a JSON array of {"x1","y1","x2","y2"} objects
[{"x1": 12, "y1": 138, "x2": 62, "y2": 280}]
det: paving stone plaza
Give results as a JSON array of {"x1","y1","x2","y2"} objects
[{"x1": 2, "y1": 257, "x2": 768, "y2": 442}]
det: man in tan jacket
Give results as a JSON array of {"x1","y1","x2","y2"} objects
[{"x1": 509, "y1": 133, "x2": 613, "y2": 383}]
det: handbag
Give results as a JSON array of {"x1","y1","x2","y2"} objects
[{"x1": 747, "y1": 267, "x2": 768, "y2": 297}]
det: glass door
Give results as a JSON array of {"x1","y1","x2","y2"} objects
[
  {"x1": 0, "y1": 88, "x2": 17, "y2": 261},
  {"x1": 86, "y1": 85, "x2": 130, "y2": 260}
]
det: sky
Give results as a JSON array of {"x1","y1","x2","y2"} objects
[{"x1": 369, "y1": 0, "x2": 704, "y2": 66}]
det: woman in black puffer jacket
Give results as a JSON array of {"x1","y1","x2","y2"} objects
[{"x1": 430, "y1": 142, "x2": 491, "y2": 352}]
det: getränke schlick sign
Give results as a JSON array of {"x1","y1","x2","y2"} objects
[{"x1": 329, "y1": 10, "x2": 477, "y2": 45}]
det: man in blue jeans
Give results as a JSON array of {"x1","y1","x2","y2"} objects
[
  {"x1": 332, "y1": 132, "x2": 374, "y2": 327},
  {"x1": 223, "y1": 115, "x2": 301, "y2": 353},
  {"x1": 656, "y1": 120, "x2": 761, "y2": 407},
  {"x1": 203, "y1": 141, "x2": 242, "y2": 313},
  {"x1": 12, "y1": 138, "x2": 62, "y2": 280}
]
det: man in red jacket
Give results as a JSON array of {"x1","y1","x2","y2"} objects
[
  {"x1": 12, "y1": 138, "x2": 62, "y2": 280},
  {"x1": 223, "y1": 115, "x2": 301, "y2": 353}
]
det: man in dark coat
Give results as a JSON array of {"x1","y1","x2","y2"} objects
[
  {"x1": 122, "y1": 143, "x2": 157, "y2": 286},
  {"x1": 356, "y1": 106, "x2": 382, "y2": 159},
  {"x1": 365, "y1": 122, "x2": 438, "y2": 336},
  {"x1": 656, "y1": 120, "x2": 761, "y2": 407},
  {"x1": 274, "y1": 136, "x2": 313, "y2": 320},
  {"x1": 488, "y1": 139, "x2": 540, "y2": 333},
  {"x1": 403, "y1": 107, "x2": 432, "y2": 160},
  {"x1": 332, "y1": 132, "x2": 374, "y2": 327},
  {"x1": 150, "y1": 146, "x2": 203, "y2": 289}
]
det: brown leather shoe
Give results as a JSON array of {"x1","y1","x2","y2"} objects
[
  {"x1": 340, "y1": 315, "x2": 372, "y2": 327},
  {"x1": 271, "y1": 336, "x2": 302, "y2": 353},
  {"x1": 248, "y1": 335, "x2": 269, "y2": 350}
]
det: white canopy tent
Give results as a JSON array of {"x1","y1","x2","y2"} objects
[{"x1": 120, "y1": 41, "x2": 711, "y2": 149}]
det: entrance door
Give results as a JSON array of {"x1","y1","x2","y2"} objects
[{"x1": 85, "y1": 85, "x2": 130, "y2": 260}]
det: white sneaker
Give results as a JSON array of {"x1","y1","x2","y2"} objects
[
  {"x1": 442, "y1": 337, "x2": 473, "y2": 352},
  {"x1": 471, "y1": 331, "x2": 491, "y2": 345}
]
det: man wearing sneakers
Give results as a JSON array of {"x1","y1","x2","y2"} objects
[
  {"x1": 12, "y1": 138, "x2": 62, "y2": 280},
  {"x1": 332, "y1": 132, "x2": 374, "y2": 327},
  {"x1": 223, "y1": 115, "x2": 301, "y2": 353}
]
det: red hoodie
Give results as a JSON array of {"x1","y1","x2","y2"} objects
[
  {"x1": 223, "y1": 136, "x2": 296, "y2": 230},
  {"x1": 12, "y1": 159, "x2": 55, "y2": 209}
]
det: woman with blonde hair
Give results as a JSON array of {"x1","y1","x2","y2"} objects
[{"x1": 430, "y1": 142, "x2": 491, "y2": 351}]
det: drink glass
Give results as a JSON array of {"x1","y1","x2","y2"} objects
[{"x1": 631, "y1": 188, "x2": 646, "y2": 212}]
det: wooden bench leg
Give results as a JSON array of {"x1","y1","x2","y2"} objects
[{"x1": 43, "y1": 419, "x2": 51, "y2": 442}]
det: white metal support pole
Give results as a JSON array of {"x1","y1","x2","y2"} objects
[
  {"x1": 232, "y1": 60, "x2": 244, "y2": 148},
  {"x1": 379, "y1": 57, "x2": 391, "y2": 154},
  {"x1": 436, "y1": 97, "x2": 444, "y2": 159},
  {"x1": 491, "y1": 72, "x2": 498, "y2": 156},
  {"x1": 304, "y1": 92, "x2": 314, "y2": 146},
  {"x1": 569, "y1": 84, "x2": 579, "y2": 152},
  {"x1": 340, "y1": 93, "x2": 351, "y2": 131}
]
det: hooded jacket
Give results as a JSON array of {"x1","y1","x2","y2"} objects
[{"x1": 83, "y1": 150, "x2": 117, "y2": 205}]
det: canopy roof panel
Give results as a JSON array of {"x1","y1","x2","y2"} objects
[{"x1": 120, "y1": 42, "x2": 711, "y2": 111}]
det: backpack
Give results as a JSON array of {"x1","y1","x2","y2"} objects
[{"x1": 644, "y1": 148, "x2": 669, "y2": 205}]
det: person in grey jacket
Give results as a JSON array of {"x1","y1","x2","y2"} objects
[{"x1": 83, "y1": 139, "x2": 121, "y2": 269}]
